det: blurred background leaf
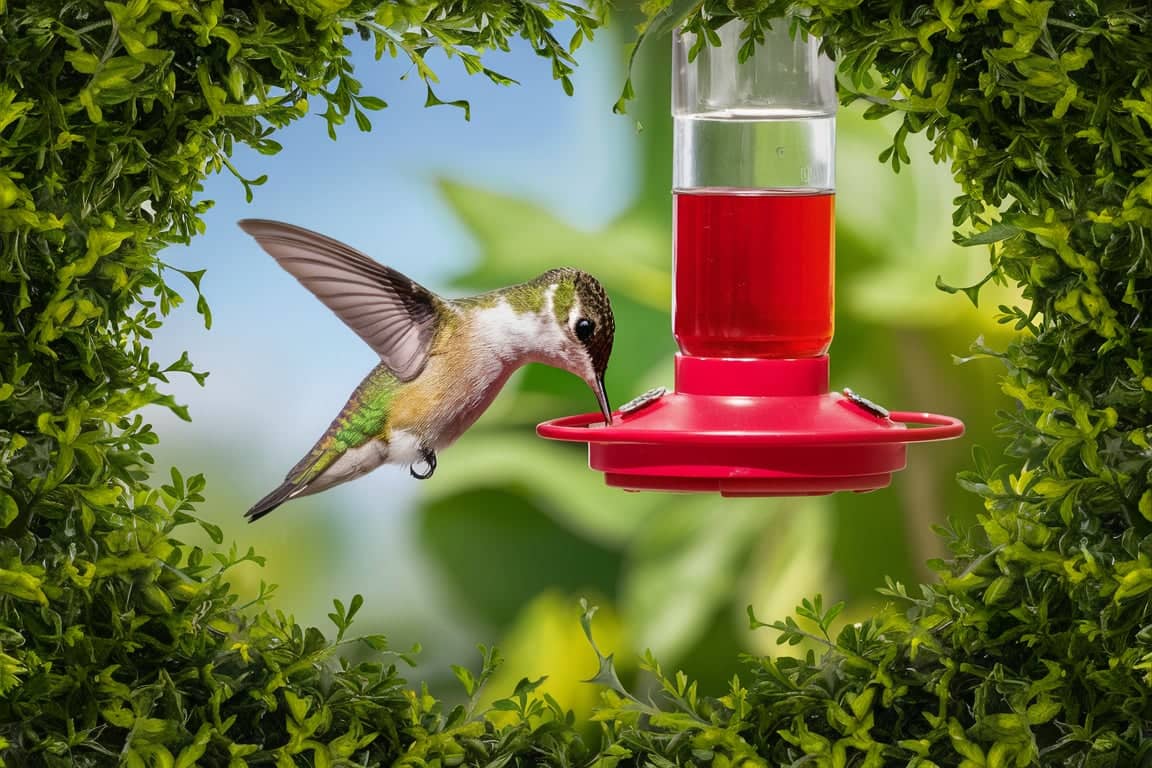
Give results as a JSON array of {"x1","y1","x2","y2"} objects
[{"x1": 417, "y1": 486, "x2": 621, "y2": 627}]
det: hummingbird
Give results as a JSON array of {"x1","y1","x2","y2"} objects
[{"x1": 238, "y1": 219, "x2": 615, "y2": 521}]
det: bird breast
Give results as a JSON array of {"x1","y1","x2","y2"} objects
[
  {"x1": 388, "y1": 343, "x2": 514, "y2": 451},
  {"x1": 390, "y1": 301, "x2": 569, "y2": 450}
]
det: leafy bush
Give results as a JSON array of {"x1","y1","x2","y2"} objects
[
  {"x1": 0, "y1": 0, "x2": 600, "y2": 764},
  {"x1": 590, "y1": 2, "x2": 1152, "y2": 766}
]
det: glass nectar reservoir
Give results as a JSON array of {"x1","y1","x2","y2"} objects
[
  {"x1": 536, "y1": 17, "x2": 965, "y2": 498},
  {"x1": 673, "y1": 20, "x2": 837, "y2": 358}
]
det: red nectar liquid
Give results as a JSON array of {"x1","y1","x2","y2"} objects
[{"x1": 673, "y1": 189, "x2": 835, "y2": 358}]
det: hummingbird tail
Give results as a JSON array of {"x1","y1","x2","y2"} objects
[{"x1": 245, "y1": 481, "x2": 301, "y2": 522}]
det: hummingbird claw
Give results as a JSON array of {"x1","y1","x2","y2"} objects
[{"x1": 409, "y1": 448, "x2": 437, "y2": 480}]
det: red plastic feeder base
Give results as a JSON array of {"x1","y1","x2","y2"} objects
[{"x1": 537, "y1": 355, "x2": 964, "y2": 496}]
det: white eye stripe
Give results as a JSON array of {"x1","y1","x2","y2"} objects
[{"x1": 568, "y1": 296, "x2": 583, "y2": 330}]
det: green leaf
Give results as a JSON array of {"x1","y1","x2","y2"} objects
[
  {"x1": 360, "y1": 635, "x2": 390, "y2": 651},
  {"x1": 64, "y1": 50, "x2": 101, "y2": 74},
  {"x1": 0, "y1": 568, "x2": 47, "y2": 604},
  {"x1": 935, "y1": 270, "x2": 997, "y2": 308},
  {"x1": 0, "y1": 491, "x2": 18, "y2": 528},
  {"x1": 956, "y1": 223, "x2": 1021, "y2": 246},
  {"x1": 578, "y1": 602, "x2": 633, "y2": 699},
  {"x1": 1114, "y1": 568, "x2": 1152, "y2": 602},
  {"x1": 0, "y1": 651, "x2": 26, "y2": 695},
  {"x1": 452, "y1": 664, "x2": 477, "y2": 697},
  {"x1": 353, "y1": 108, "x2": 372, "y2": 132},
  {"x1": 424, "y1": 84, "x2": 470, "y2": 121},
  {"x1": 102, "y1": 706, "x2": 135, "y2": 728},
  {"x1": 198, "y1": 518, "x2": 224, "y2": 544}
]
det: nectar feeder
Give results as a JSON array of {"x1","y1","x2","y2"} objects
[{"x1": 538, "y1": 19, "x2": 964, "y2": 496}]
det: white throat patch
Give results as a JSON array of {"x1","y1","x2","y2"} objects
[{"x1": 470, "y1": 284, "x2": 589, "y2": 378}]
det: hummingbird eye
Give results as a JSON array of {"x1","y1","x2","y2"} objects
[{"x1": 574, "y1": 318, "x2": 595, "y2": 342}]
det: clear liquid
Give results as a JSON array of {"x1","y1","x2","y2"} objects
[{"x1": 673, "y1": 116, "x2": 835, "y2": 190}]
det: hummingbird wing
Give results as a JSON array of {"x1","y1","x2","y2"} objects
[{"x1": 238, "y1": 219, "x2": 440, "y2": 381}]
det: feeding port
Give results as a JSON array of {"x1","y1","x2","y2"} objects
[{"x1": 538, "y1": 18, "x2": 964, "y2": 495}]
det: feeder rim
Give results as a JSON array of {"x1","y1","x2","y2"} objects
[{"x1": 537, "y1": 411, "x2": 965, "y2": 446}]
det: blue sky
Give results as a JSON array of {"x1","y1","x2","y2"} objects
[{"x1": 146, "y1": 28, "x2": 640, "y2": 640}]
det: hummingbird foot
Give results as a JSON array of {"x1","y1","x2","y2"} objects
[{"x1": 409, "y1": 448, "x2": 437, "y2": 480}]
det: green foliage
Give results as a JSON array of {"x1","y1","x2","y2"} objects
[
  {"x1": 591, "y1": 1, "x2": 1152, "y2": 766},
  {"x1": 0, "y1": 0, "x2": 602, "y2": 763}
]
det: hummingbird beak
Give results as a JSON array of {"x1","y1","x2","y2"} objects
[{"x1": 593, "y1": 375, "x2": 613, "y2": 425}]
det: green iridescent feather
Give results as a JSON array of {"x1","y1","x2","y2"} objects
[{"x1": 290, "y1": 365, "x2": 400, "y2": 482}]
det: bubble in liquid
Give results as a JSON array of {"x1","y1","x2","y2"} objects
[{"x1": 776, "y1": 146, "x2": 786, "y2": 158}]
